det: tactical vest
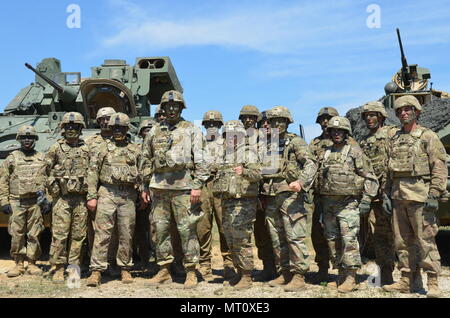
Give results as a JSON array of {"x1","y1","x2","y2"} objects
[
  {"x1": 152, "y1": 123, "x2": 193, "y2": 173},
  {"x1": 319, "y1": 145, "x2": 364, "y2": 196},
  {"x1": 360, "y1": 128, "x2": 389, "y2": 178},
  {"x1": 51, "y1": 141, "x2": 89, "y2": 195},
  {"x1": 99, "y1": 142, "x2": 139, "y2": 185},
  {"x1": 388, "y1": 126, "x2": 431, "y2": 178},
  {"x1": 261, "y1": 133, "x2": 296, "y2": 179},
  {"x1": 212, "y1": 146, "x2": 259, "y2": 198},
  {"x1": 8, "y1": 151, "x2": 45, "y2": 197}
]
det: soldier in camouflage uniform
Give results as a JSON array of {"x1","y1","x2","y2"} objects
[
  {"x1": 0, "y1": 126, "x2": 49, "y2": 278},
  {"x1": 45, "y1": 112, "x2": 90, "y2": 282},
  {"x1": 141, "y1": 90, "x2": 209, "y2": 289},
  {"x1": 359, "y1": 102, "x2": 395, "y2": 285},
  {"x1": 86, "y1": 113, "x2": 141, "y2": 286},
  {"x1": 213, "y1": 120, "x2": 262, "y2": 290},
  {"x1": 318, "y1": 116, "x2": 379, "y2": 293},
  {"x1": 259, "y1": 106, "x2": 317, "y2": 292},
  {"x1": 239, "y1": 105, "x2": 276, "y2": 280},
  {"x1": 135, "y1": 119, "x2": 156, "y2": 269},
  {"x1": 197, "y1": 111, "x2": 234, "y2": 280},
  {"x1": 84, "y1": 107, "x2": 119, "y2": 275},
  {"x1": 382, "y1": 96, "x2": 448, "y2": 298},
  {"x1": 154, "y1": 105, "x2": 166, "y2": 123},
  {"x1": 308, "y1": 107, "x2": 339, "y2": 282}
]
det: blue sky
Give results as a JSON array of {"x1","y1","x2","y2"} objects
[{"x1": 1, "y1": 0, "x2": 450, "y2": 141}]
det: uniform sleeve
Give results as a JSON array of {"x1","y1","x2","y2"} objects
[
  {"x1": 140, "y1": 132, "x2": 154, "y2": 191},
  {"x1": 44, "y1": 144, "x2": 59, "y2": 191},
  {"x1": 0, "y1": 157, "x2": 12, "y2": 206},
  {"x1": 86, "y1": 147, "x2": 107, "y2": 200},
  {"x1": 243, "y1": 147, "x2": 262, "y2": 182},
  {"x1": 191, "y1": 126, "x2": 210, "y2": 190},
  {"x1": 426, "y1": 132, "x2": 448, "y2": 198},
  {"x1": 353, "y1": 146, "x2": 379, "y2": 201},
  {"x1": 291, "y1": 137, "x2": 318, "y2": 192}
]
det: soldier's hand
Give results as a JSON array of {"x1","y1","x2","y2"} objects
[
  {"x1": 288, "y1": 181, "x2": 302, "y2": 192},
  {"x1": 424, "y1": 195, "x2": 439, "y2": 212},
  {"x1": 41, "y1": 202, "x2": 52, "y2": 215},
  {"x1": 1, "y1": 204, "x2": 12, "y2": 215},
  {"x1": 141, "y1": 190, "x2": 151, "y2": 204},
  {"x1": 358, "y1": 201, "x2": 371, "y2": 216},
  {"x1": 382, "y1": 193, "x2": 392, "y2": 216},
  {"x1": 36, "y1": 190, "x2": 47, "y2": 206},
  {"x1": 190, "y1": 189, "x2": 201, "y2": 205},
  {"x1": 234, "y1": 166, "x2": 243, "y2": 176},
  {"x1": 87, "y1": 199, "x2": 97, "y2": 212}
]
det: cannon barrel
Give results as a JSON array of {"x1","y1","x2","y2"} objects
[
  {"x1": 25, "y1": 63, "x2": 64, "y2": 94},
  {"x1": 396, "y1": 28, "x2": 412, "y2": 90}
]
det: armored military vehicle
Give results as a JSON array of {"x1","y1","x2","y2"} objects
[
  {"x1": 346, "y1": 29, "x2": 450, "y2": 225},
  {"x1": 0, "y1": 56, "x2": 183, "y2": 226}
]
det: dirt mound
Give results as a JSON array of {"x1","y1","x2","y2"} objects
[{"x1": 346, "y1": 97, "x2": 450, "y2": 142}]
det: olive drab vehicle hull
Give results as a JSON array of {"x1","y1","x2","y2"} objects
[{"x1": 0, "y1": 56, "x2": 183, "y2": 227}]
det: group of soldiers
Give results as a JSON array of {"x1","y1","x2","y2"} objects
[{"x1": 0, "y1": 89, "x2": 447, "y2": 297}]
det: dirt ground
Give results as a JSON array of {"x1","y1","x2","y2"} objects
[{"x1": 0, "y1": 227, "x2": 449, "y2": 298}]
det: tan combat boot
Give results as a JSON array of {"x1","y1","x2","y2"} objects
[
  {"x1": 184, "y1": 268, "x2": 198, "y2": 289},
  {"x1": 426, "y1": 273, "x2": 441, "y2": 298},
  {"x1": 328, "y1": 268, "x2": 346, "y2": 288},
  {"x1": 26, "y1": 260, "x2": 43, "y2": 276},
  {"x1": 268, "y1": 270, "x2": 292, "y2": 287},
  {"x1": 7, "y1": 258, "x2": 25, "y2": 278},
  {"x1": 284, "y1": 273, "x2": 306, "y2": 292},
  {"x1": 52, "y1": 265, "x2": 65, "y2": 283},
  {"x1": 223, "y1": 265, "x2": 236, "y2": 280},
  {"x1": 380, "y1": 265, "x2": 394, "y2": 286},
  {"x1": 382, "y1": 271, "x2": 410, "y2": 293},
  {"x1": 234, "y1": 270, "x2": 252, "y2": 290},
  {"x1": 86, "y1": 271, "x2": 102, "y2": 287},
  {"x1": 338, "y1": 269, "x2": 357, "y2": 293},
  {"x1": 147, "y1": 264, "x2": 172, "y2": 286},
  {"x1": 121, "y1": 270, "x2": 133, "y2": 284},
  {"x1": 198, "y1": 263, "x2": 212, "y2": 281}
]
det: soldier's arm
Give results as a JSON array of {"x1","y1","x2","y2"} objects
[
  {"x1": 44, "y1": 144, "x2": 58, "y2": 189},
  {"x1": 36, "y1": 153, "x2": 48, "y2": 192},
  {"x1": 0, "y1": 157, "x2": 12, "y2": 206},
  {"x1": 353, "y1": 147, "x2": 379, "y2": 201},
  {"x1": 425, "y1": 132, "x2": 448, "y2": 197},
  {"x1": 191, "y1": 126, "x2": 210, "y2": 190},
  {"x1": 140, "y1": 133, "x2": 154, "y2": 191},
  {"x1": 291, "y1": 138, "x2": 318, "y2": 192},
  {"x1": 86, "y1": 147, "x2": 106, "y2": 200}
]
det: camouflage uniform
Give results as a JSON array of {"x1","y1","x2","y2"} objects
[
  {"x1": 359, "y1": 102, "x2": 395, "y2": 278},
  {"x1": 0, "y1": 145, "x2": 46, "y2": 265},
  {"x1": 141, "y1": 119, "x2": 208, "y2": 270},
  {"x1": 213, "y1": 120, "x2": 261, "y2": 284},
  {"x1": 198, "y1": 115, "x2": 233, "y2": 272},
  {"x1": 46, "y1": 140, "x2": 89, "y2": 266},
  {"x1": 318, "y1": 117, "x2": 379, "y2": 272},
  {"x1": 87, "y1": 123, "x2": 141, "y2": 272}
]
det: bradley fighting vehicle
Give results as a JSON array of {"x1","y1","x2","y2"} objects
[{"x1": 0, "y1": 57, "x2": 183, "y2": 226}]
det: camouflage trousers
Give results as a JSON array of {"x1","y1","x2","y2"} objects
[
  {"x1": 222, "y1": 197, "x2": 256, "y2": 271},
  {"x1": 321, "y1": 195, "x2": 362, "y2": 269},
  {"x1": 86, "y1": 210, "x2": 119, "y2": 265},
  {"x1": 367, "y1": 200, "x2": 395, "y2": 268},
  {"x1": 311, "y1": 196, "x2": 330, "y2": 270},
  {"x1": 50, "y1": 194, "x2": 87, "y2": 266},
  {"x1": 255, "y1": 196, "x2": 276, "y2": 265},
  {"x1": 392, "y1": 200, "x2": 441, "y2": 275},
  {"x1": 90, "y1": 184, "x2": 136, "y2": 272},
  {"x1": 8, "y1": 198, "x2": 44, "y2": 261},
  {"x1": 197, "y1": 182, "x2": 232, "y2": 267},
  {"x1": 264, "y1": 192, "x2": 310, "y2": 274},
  {"x1": 151, "y1": 189, "x2": 202, "y2": 269}
]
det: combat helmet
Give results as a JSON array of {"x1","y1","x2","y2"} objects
[
  {"x1": 138, "y1": 119, "x2": 156, "y2": 135},
  {"x1": 267, "y1": 106, "x2": 294, "y2": 124},
  {"x1": 96, "y1": 107, "x2": 116, "y2": 121},
  {"x1": 327, "y1": 116, "x2": 352, "y2": 135},
  {"x1": 316, "y1": 107, "x2": 339, "y2": 123},
  {"x1": 361, "y1": 101, "x2": 388, "y2": 119},
  {"x1": 160, "y1": 90, "x2": 186, "y2": 109},
  {"x1": 202, "y1": 111, "x2": 224, "y2": 125},
  {"x1": 108, "y1": 112, "x2": 130, "y2": 127},
  {"x1": 61, "y1": 112, "x2": 86, "y2": 128},
  {"x1": 16, "y1": 125, "x2": 38, "y2": 141},
  {"x1": 394, "y1": 95, "x2": 422, "y2": 111},
  {"x1": 239, "y1": 105, "x2": 261, "y2": 121}
]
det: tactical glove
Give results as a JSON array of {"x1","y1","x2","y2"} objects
[
  {"x1": 382, "y1": 193, "x2": 392, "y2": 216},
  {"x1": 424, "y1": 195, "x2": 439, "y2": 212},
  {"x1": 41, "y1": 202, "x2": 52, "y2": 215},
  {"x1": 358, "y1": 201, "x2": 371, "y2": 216},
  {"x1": 1, "y1": 204, "x2": 12, "y2": 215},
  {"x1": 36, "y1": 190, "x2": 47, "y2": 206}
]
